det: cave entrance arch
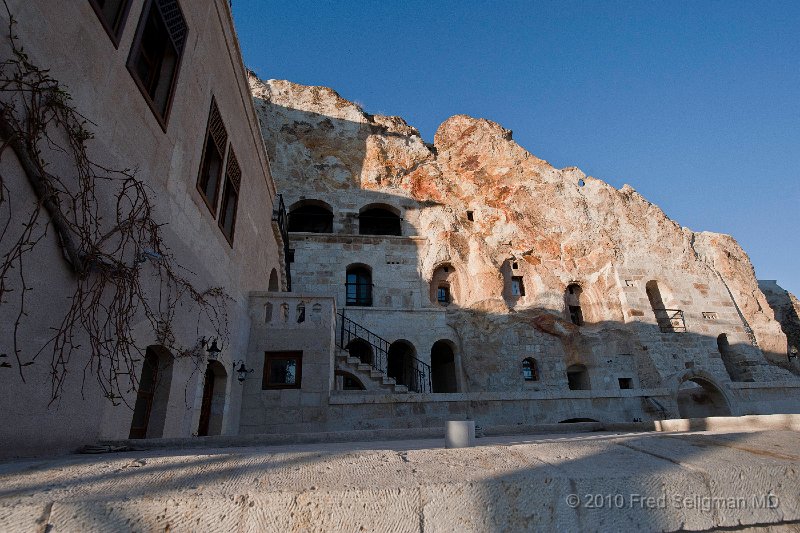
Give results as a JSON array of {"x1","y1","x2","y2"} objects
[{"x1": 676, "y1": 377, "x2": 732, "y2": 418}]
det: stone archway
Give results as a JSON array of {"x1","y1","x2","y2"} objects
[
  {"x1": 676, "y1": 377, "x2": 732, "y2": 418},
  {"x1": 388, "y1": 340, "x2": 416, "y2": 387},
  {"x1": 129, "y1": 346, "x2": 173, "y2": 439},
  {"x1": 431, "y1": 340, "x2": 457, "y2": 393},
  {"x1": 197, "y1": 360, "x2": 228, "y2": 436}
]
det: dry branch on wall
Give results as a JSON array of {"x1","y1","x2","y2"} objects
[{"x1": 0, "y1": 3, "x2": 230, "y2": 405}]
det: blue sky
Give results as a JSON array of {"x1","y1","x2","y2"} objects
[{"x1": 232, "y1": 1, "x2": 799, "y2": 295}]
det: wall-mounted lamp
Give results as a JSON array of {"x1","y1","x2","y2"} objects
[
  {"x1": 202, "y1": 337, "x2": 222, "y2": 360},
  {"x1": 789, "y1": 346, "x2": 798, "y2": 362},
  {"x1": 234, "y1": 360, "x2": 254, "y2": 383}
]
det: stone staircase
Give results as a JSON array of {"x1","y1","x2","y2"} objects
[{"x1": 335, "y1": 347, "x2": 408, "y2": 393}]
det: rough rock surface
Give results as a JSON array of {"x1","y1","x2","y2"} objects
[{"x1": 250, "y1": 75, "x2": 797, "y2": 391}]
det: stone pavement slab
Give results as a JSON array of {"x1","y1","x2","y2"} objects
[{"x1": 0, "y1": 429, "x2": 799, "y2": 532}]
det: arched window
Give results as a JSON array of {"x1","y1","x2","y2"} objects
[
  {"x1": 522, "y1": 358, "x2": 539, "y2": 381},
  {"x1": 335, "y1": 370, "x2": 366, "y2": 391},
  {"x1": 346, "y1": 265, "x2": 372, "y2": 306},
  {"x1": 565, "y1": 284, "x2": 584, "y2": 326},
  {"x1": 359, "y1": 206, "x2": 401, "y2": 236},
  {"x1": 288, "y1": 201, "x2": 333, "y2": 233},
  {"x1": 430, "y1": 264, "x2": 458, "y2": 306}
]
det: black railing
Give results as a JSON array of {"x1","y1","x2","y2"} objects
[
  {"x1": 337, "y1": 312, "x2": 431, "y2": 393},
  {"x1": 653, "y1": 308, "x2": 686, "y2": 332},
  {"x1": 271, "y1": 194, "x2": 291, "y2": 291}
]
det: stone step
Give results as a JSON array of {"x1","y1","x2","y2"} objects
[
  {"x1": 357, "y1": 363, "x2": 372, "y2": 372},
  {"x1": 382, "y1": 376, "x2": 396, "y2": 386},
  {"x1": 370, "y1": 369, "x2": 384, "y2": 379},
  {"x1": 393, "y1": 385, "x2": 408, "y2": 393}
]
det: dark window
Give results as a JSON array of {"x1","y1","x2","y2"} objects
[
  {"x1": 522, "y1": 358, "x2": 538, "y2": 381},
  {"x1": 565, "y1": 284, "x2": 584, "y2": 325},
  {"x1": 359, "y1": 207, "x2": 401, "y2": 236},
  {"x1": 262, "y1": 351, "x2": 302, "y2": 389},
  {"x1": 466, "y1": 210, "x2": 474, "y2": 221},
  {"x1": 346, "y1": 266, "x2": 372, "y2": 306},
  {"x1": 197, "y1": 98, "x2": 227, "y2": 214},
  {"x1": 288, "y1": 204, "x2": 334, "y2": 233},
  {"x1": 437, "y1": 285, "x2": 450, "y2": 305},
  {"x1": 618, "y1": 378, "x2": 633, "y2": 389},
  {"x1": 511, "y1": 276, "x2": 525, "y2": 296},
  {"x1": 569, "y1": 306, "x2": 584, "y2": 326},
  {"x1": 218, "y1": 149, "x2": 240, "y2": 244},
  {"x1": 567, "y1": 364, "x2": 590, "y2": 390},
  {"x1": 89, "y1": 0, "x2": 133, "y2": 46},
  {"x1": 127, "y1": 0, "x2": 187, "y2": 127}
]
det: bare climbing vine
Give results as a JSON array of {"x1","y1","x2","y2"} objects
[{"x1": 0, "y1": 4, "x2": 230, "y2": 405}]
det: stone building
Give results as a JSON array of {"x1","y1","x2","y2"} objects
[
  {"x1": 1, "y1": 1, "x2": 799, "y2": 459},
  {"x1": 241, "y1": 76, "x2": 800, "y2": 435},
  {"x1": 0, "y1": 0, "x2": 284, "y2": 456}
]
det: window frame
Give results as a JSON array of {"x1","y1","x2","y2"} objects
[
  {"x1": 522, "y1": 358, "x2": 539, "y2": 381},
  {"x1": 511, "y1": 276, "x2": 526, "y2": 297},
  {"x1": 262, "y1": 351, "x2": 303, "y2": 390},
  {"x1": 346, "y1": 266, "x2": 373, "y2": 307},
  {"x1": 196, "y1": 98, "x2": 228, "y2": 216},
  {"x1": 218, "y1": 148, "x2": 240, "y2": 245},
  {"x1": 126, "y1": 0, "x2": 188, "y2": 130},
  {"x1": 88, "y1": 0, "x2": 134, "y2": 47}
]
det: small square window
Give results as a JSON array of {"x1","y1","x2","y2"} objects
[
  {"x1": 618, "y1": 378, "x2": 633, "y2": 390},
  {"x1": 89, "y1": 0, "x2": 133, "y2": 46},
  {"x1": 262, "y1": 351, "x2": 302, "y2": 389},
  {"x1": 466, "y1": 210, "x2": 474, "y2": 221},
  {"x1": 511, "y1": 276, "x2": 525, "y2": 296},
  {"x1": 127, "y1": 0, "x2": 188, "y2": 128}
]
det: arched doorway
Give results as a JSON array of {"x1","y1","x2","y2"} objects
[
  {"x1": 346, "y1": 338, "x2": 373, "y2": 365},
  {"x1": 335, "y1": 370, "x2": 366, "y2": 391},
  {"x1": 388, "y1": 340, "x2": 416, "y2": 387},
  {"x1": 677, "y1": 378, "x2": 732, "y2": 418},
  {"x1": 431, "y1": 340, "x2": 457, "y2": 393},
  {"x1": 197, "y1": 360, "x2": 228, "y2": 436},
  {"x1": 129, "y1": 346, "x2": 173, "y2": 439},
  {"x1": 566, "y1": 364, "x2": 590, "y2": 390}
]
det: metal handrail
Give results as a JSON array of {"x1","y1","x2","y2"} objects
[
  {"x1": 652, "y1": 308, "x2": 686, "y2": 332},
  {"x1": 336, "y1": 312, "x2": 431, "y2": 393}
]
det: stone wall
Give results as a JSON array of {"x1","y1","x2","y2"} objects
[
  {"x1": 0, "y1": 0, "x2": 282, "y2": 457},
  {"x1": 245, "y1": 74, "x2": 799, "y2": 431}
]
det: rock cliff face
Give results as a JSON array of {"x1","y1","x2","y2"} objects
[{"x1": 250, "y1": 74, "x2": 795, "y2": 385}]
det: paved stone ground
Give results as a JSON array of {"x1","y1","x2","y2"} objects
[{"x1": 1, "y1": 429, "x2": 799, "y2": 532}]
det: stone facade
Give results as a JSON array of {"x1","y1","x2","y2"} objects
[
  {"x1": 0, "y1": 0, "x2": 283, "y2": 457},
  {"x1": 1, "y1": 2, "x2": 798, "y2": 458},
  {"x1": 242, "y1": 75, "x2": 800, "y2": 433}
]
